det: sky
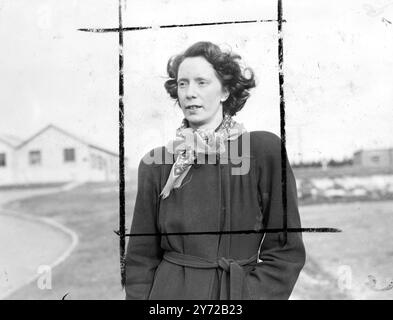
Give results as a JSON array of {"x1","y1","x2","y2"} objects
[{"x1": 0, "y1": 0, "x2": 392, "y2": 167}]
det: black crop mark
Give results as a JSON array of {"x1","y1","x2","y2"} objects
[
  {"x1": 78, "y1": 19, "x2": 286, "y2": 33},
  {"x1": 114, "y1": 227, "x2": 341, "y2": 238}
]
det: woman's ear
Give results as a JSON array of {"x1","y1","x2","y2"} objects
[{"x1": 221, "y1": 88, "x2": 230, "y2": 102}]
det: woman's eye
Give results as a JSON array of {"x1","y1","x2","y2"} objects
[
  {"x1": 198, "y1": 81, "x2": 207, "y2": 86},
  {"x1": 178, "y1": 82, "x2": 186, "y2": 88}
]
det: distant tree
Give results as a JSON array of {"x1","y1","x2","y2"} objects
[
  {"x1": 292, "y1": 157, "x2": 353, "y2": 168},
  {"x1": 327, "y1": 158, "x2": 353, "y2": 167},
  {"x1": 292, "y1": 161, "x2": 322, "y2": 168}
]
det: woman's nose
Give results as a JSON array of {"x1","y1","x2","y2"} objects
[{"x1": 185, "y1": 83, "x2": 197, "y2": 98}]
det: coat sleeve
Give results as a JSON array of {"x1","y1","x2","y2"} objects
[
  {"x1": 125, "y1": 154, "x2": 164, "y2": 300},
  {"x1": 245, "y1": 132, "x2": 306, "y2": 300}
]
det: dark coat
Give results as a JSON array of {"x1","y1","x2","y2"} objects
[{"x1": 125, "y1": 131, "x2": 306, "y2": 300}]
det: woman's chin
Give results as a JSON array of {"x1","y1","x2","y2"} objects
[{"x1": 185, "y1": 114, "x2": 203, "y2": 123}]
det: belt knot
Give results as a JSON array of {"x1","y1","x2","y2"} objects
[{"x1": 217, "y1": 257, "x2": 236, "y2": 271}]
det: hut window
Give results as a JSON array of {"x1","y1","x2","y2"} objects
[
  {"x1": 29, "y1": 150, "x2": 41, "y2": 165},
  {"x1": 64, "y1": 148, "x2": 76, "y2": 162},
  {"x1": 0, "y1": 153, "x2": 6, "y2": 167},
  {"x1": 371, "y1": 155, "x2": 380, "y2": 163}
]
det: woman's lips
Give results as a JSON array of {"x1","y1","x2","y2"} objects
[{"x1": 186, "y1": 105, "x2": 202, "y2": 110}]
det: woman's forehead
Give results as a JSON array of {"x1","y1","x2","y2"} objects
[{"x1": 178, "y1": 57, "x2": 216, "y2": 78}]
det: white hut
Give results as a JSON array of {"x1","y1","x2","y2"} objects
[{"x1": 0, "y1": 124, "x2": 125, "y2": 186}]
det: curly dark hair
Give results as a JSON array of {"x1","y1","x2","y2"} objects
[{"x1": 164, "y1": 41, "x2": 256, "y2": 116}]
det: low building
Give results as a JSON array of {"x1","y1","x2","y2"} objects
[
  {"x1": 0, "y1": 124, "x2": 126, "y2": 186},
  {"x1": 353, "y1": 148, "x2": 393, "y2": 168}
]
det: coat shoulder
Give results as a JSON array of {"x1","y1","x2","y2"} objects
[
  {"x1": 137, "y1": 146, "x2": 171, "y2": 179},
  {"x1": 139, "y1": 146, "x2": 174, "y2": 165},
  {"x1": 249, "y1": 130, "x2": 282, "y2": 161}
]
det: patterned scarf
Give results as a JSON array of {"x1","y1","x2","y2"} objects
[{"x1": 160, "y1": 113, "x2": 247, "y2": 199}]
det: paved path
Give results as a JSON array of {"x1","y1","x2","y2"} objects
[{"x1": 0, "y1": 187, "x2": 78, "y2": 299}]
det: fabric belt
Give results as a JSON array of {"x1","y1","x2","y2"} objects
[{"x1": 163, "y1": 251, "x2": 258, "y2": 300}]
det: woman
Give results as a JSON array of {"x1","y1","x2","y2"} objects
[{"x1": 125, "y1": 41, "x2": 305, "y2": 300}]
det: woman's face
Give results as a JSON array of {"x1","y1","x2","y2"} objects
[{"x1": 177, "y1": 56, "x2": 229, "y2": 130}]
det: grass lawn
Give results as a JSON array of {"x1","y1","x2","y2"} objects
[{"x1": 294, "y1": 200, "x2": 393, "y2": 299}]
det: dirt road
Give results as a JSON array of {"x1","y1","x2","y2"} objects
[{"x1": 0, "y1": 188, "x2": 78, "y2": 299}]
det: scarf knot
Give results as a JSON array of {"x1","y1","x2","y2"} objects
[{"x1": 160, "y1": 113, "x2": 247, "y2": 199}]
